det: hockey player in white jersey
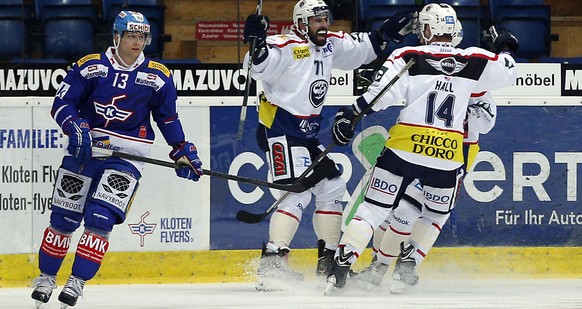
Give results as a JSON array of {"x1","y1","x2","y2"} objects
[
  {"x1": 353, "y1": 19, "x2": 498, "y2": 292},
  {"x1": 354, "y1": 91, "x2": 498, "y2": 293},
  {"x1": 325, "y1": 3, "x2": 518, "y2": 294},
  {"x1": 31, "y1": 11, "x2": 203, "y2": 308},
  {"x1": 242, "y1": 0, "x2": 415, "y2": 290}
]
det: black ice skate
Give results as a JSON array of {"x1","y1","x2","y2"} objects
[
  {"x1": 316, "y1": 239, "x2": 335, "y2": 277},
  {"x1": 324, "y1": 246, "x2": 353, "y2": 295},
  {"x1": 390, "y1": 242, "x2": 419, "y2": 294},
  {"x1": 256, "y1": 242, "x2": 304, "y2": 291},
  {"x1": 31, "y1": 273, "x2": 56, "y2": 308},
  {"x1": 58, "y1": 275, "x2": 85, "y2": 308}
]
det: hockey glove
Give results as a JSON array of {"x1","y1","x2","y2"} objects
[
  {"x1": 243, "y1": 14, "x2": 270, "y2": 44},
  {"x1": 169, "y1": 142, "x2": 203, "y2": 182},
  {"x1": 356, "y1": 69, "x2": 377, "y2": 92},
  {"x1": 62, "y1": 118, "x2": 92, "y2": 164},
  {"x1": 377, "y1": 11, "x2": 415, "y2": 44},
  {"x1": 332, "y1": 108, "x2": 356, "y2": 146},
  {"x1": 467, "y1": 100, "x2": 496, "y2": 133},
  {"x1": 489, "y1": 26, "x2": 519, "y2": 54}
]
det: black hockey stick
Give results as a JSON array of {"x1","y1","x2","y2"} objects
[
  {"x1": 235, "y1": 58, "x2": 416, "y2": 224},
  {"x1": 91, "y1": 147, "x2": 309, "y2": 193},
  {"x1": 237, "y1": 0, "x2": 264, "y2": 141}
]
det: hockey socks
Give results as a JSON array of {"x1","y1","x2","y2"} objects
[
  {"x1": 71, "y1": 229, "x2": 110, "y2": 280},
  {"x1": 38, "y1": 226, "x2": 72, "y2": 276}
]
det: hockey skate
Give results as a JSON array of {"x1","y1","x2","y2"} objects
[
  {"x1": 316, "y1": 239, "x2": 335, "y2": 277},
  {"x1": 390, "y1": 242, "x2": 419, "y2": 294},
  {"x1": 31, "y1": 273, "x2": 57, "y2": 308},
  {"x1": 256, "y1": 242, "x2": 304, "y2": 291},
  {"x1": 58, "y1": 275, "x2": 85, "y2": 308},
  {"x1": 351, "y1": 257, "x2": 389, "y2": 291},
  {"x1": 324, "y1": 247, "x2": 353, "y2": 296}
]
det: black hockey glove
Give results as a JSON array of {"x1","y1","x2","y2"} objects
[
  {"x1": 356, "y1": 69, "x2": 377, "y2": 92},
  {"x1": 489, "y1": 26, "x2": 519, "y2": 54},
  {"x1": 243, "y1": 14, "x2": 270, "y2": 44},
  {"x1": 332, "y1": 108, "x2": 356, "y2": 146},
  {"x1": 376, "y1": 11, "x2": 415, "y2": 44}
]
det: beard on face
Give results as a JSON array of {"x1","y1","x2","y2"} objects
[{"x1": 308, "y1": 28, "x2": 327, "y2": 46}]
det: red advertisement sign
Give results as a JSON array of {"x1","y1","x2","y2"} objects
[{"x1": 195, "y1": 21, "x2": 294, "y2": 41}]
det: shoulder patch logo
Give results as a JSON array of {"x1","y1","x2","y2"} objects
[
  {"x1": 426, "y1": 57, "x2": 466, "y2": 75},
  {"x1": 292, "y1": 46, "x2": 310, "y2": 60},
  {"x1": 148, "y1": 60, "x2": 170, "y2": 77},
  {"x1": 77, "y1": 54, "x2": 101, "y2": 67}
]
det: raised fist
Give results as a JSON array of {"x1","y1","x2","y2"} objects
[
  {"x1": 378, "y1": 11, "x2": 415, "y2": 44},
  {"x1": 244, "y1": 14, "x2": 270, "y2": 44},
  {"x1": 489, "y1": 26, "x2": 519, "y2": 54}
]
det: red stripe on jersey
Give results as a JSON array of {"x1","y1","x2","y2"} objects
[
  {"x1": 395, "y1": 49, "x2": 499, "y2": 61},
  {"x1": 271, "y1": 39, "x2": 308, "y2": 48},
  {"x1": 398, "y1": 121, "x2": 463, "y2": 135},
  {"x1": 471, "y1": 91, "x2": 487, "y2": 97}
]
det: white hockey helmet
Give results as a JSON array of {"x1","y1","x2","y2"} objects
[
  {"x1": 417, "y1": 3, "x2": 457, "y2": 42},
  {"x1": 451, "y1": 19, "x2": 463, "y2": 47},
  {"x1": 293, "y1": 0, "x2": 330, "y2": 37}
]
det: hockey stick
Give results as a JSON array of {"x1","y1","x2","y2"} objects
[
  {"x1": 237, "y1": 0, "x2": 264, "y2": 141},
  {"x1": 235, "y1": 58, "x2": 416, "y2": 223},
  {"x1": 236, "y1": 191, "x2": 291, "y2": 223},
  {"x1": 91, "y1": 147, "x2": 309, "y2": 193}
]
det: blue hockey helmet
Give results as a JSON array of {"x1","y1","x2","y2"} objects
[{"x1": 113, "y1": 10, "x2": 151, "y2": 46}]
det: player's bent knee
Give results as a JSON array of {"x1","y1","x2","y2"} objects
[
  {"x1": 421, "y1": 209, "x2": 450, "y2": 228},
  {"x1": 83, "y1": 203, "x2": 117, "y2": 233},
  {"x1": 354, "y1": 201, "x2": 392, "y2": 228},
  {"x1": 92, "y1": 168, "x2": 139, "y2": 221},
  {"x1": 49, "y1": 211, "x2": 82, "y2": 233}
]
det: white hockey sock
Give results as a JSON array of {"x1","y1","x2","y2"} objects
[
  {"x1": 313, "y1": 211, "x2": 342, "y2": 250},
  {"x1": 408, "y1": 217, "x2": 443, "y2": 266},
  {"x1": 269, "y1": 211, "x2": 300, "y2": 249},
  {"x1": 338, "y1": 218, "x2": 374, "y2": 263}
]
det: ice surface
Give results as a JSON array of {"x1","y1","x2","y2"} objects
[{"x1": 4, "y1": 278, "x2": 582, "y2": 309}]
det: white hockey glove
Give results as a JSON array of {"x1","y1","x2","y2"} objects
[{"x1": 467, "y1": 100, "x2": 496, "y2": 134}]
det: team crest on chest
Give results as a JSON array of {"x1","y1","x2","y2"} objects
[
  {"x1": 309, "y1": 79, "x2": 328, "y2": 108},
  {"x1": 94, "y1": 94, "x2": 133, "y2": 126}
]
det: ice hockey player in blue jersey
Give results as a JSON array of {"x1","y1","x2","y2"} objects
[{"x1": 30, "y1": 10, "x2": 203, "y2": 308}]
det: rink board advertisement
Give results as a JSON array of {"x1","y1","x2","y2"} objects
[
  {"x1": 210, "y1": 105, "x2": 582, "y2": 249},
  {"x1": 1, "y1": 62, "x2": 582, "y2": 255},
  {"x1": 0, "y1": 99, "x2": 211, "y2": 254}
]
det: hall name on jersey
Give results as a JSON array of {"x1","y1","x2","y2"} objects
[{"x1": 435, "y1": 80, "x2": 453, "y2": 92}]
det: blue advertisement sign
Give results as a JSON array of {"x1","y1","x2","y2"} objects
[{"x1": 210, "y1": 105, "x2": 582, "y2": 250}]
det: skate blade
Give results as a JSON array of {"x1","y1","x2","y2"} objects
[
  {"x1": 255, "y1": 281, "x2": 284, "y2": 292},
  {"x1": 60, "y1": 302, "x2": 72, "y2": 309},
  {"x1": 324, "y1": 280, "x2": 338, "y2": 296},
  {"x1": 390, "y1": 280, "x2": 406, "y2": 294},
  {"x1": 35, "y1": 300, "x2": 45, "y2": 309}
]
